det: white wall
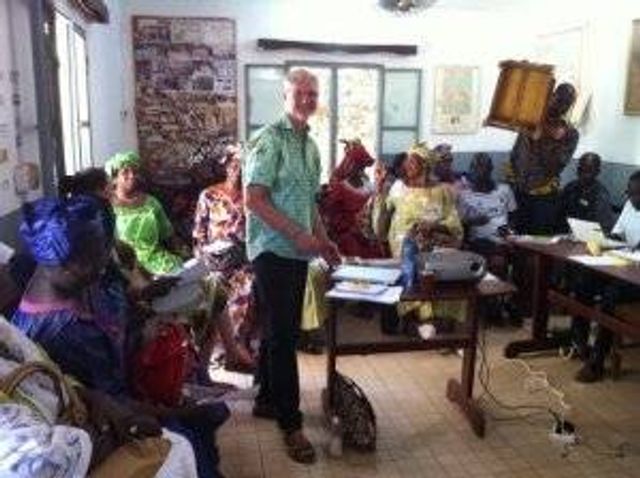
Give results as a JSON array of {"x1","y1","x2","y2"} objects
[
  {"x1": 85, "y1": 0, "x2": 128, "y2": 164},
  {"x1": 120, "y1": 0, "x2": 535, "y2": 153},
  {"x1": 576, "y1": 2, "x2": 640, "y2": 165},
  {"x1": 519, "y1": 0, "x2": 640, "y2": 166}
]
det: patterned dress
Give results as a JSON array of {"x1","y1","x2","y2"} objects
[
  {"x1": 384, "y1": 185, "x2": 466, "y2": 322},
  {"x1": 193, "y1": 186, "x2": 257, "y2": 350}
]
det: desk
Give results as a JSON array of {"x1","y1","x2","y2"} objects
[
  {"x1": 504, "y1": 240, "x2": 640, "y2": 359},
  {"x1": 324, "y1": 276, "x2": 515, "y2": 438}
]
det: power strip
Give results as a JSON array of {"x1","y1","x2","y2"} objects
[{"x1": 549, "y1": 419, "x2": 577, "y2": 446}]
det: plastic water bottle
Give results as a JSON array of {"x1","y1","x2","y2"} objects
[
  {"x1": 328, "y1": 416, "x2": 343, "y2": 457},
  {"x1": 401, "y1": 235, "x2": 419, "y2": 290}
]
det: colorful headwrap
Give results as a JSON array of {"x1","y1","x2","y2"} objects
[
  {"x1": 105, "y1": 151, "x2": 141, "y2": 179},
  {"x1": 408, "y1": 142, "x2": 439, "y2": 168},
  {"x1": 20, "y1": 195, "x2": 106, "y2": 266},
  {"x1": 331, "y1": 139, "x2": 375, "y2": 182}
]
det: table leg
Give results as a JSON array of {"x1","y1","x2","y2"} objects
[
  {"x1": 322, "y1": 301, "x2": 339, "y2": 421},
  {"x1": 446, "y1": 295, "x2": 486, "y2": 437},
  {"x1": 505, "y1": 252, "x2": 562, "y2": 358}
]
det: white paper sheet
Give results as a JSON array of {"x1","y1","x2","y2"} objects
[
  {"x1": 607, "y1": 249, "x2": 640, "y2": 263},
  {"x1": 0, "y1": 241, "x2": 14, "y2": 265},
  {"x1": 510, "y1": 234, "x2": 565, "y2": 245},
  {"x1": 163, "y1": 257, "x2": 208, "y2": 285},
  {"x1": 568, "y1": 255, "x2": 626, "y2": 267},
  {"x1": 326, "y1": 285, "x2": 403, "y2": 305},
  {"x1": 331, "y1": 265, "x2": 402, "y2": 285}
]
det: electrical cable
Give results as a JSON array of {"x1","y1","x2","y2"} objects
[{"x1": 476, "y1": 321, "x2": 634, "y2": 459}]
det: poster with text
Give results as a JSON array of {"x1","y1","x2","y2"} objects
[{"x1": 432, "y1": 66, "x2": 481, "y2": 135}]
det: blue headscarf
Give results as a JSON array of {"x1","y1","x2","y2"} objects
[{"x1": 20, "y1": 195, "x2": 106, "y2": 266}]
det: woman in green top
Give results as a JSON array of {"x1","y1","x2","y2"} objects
[
  {"x1": 106, "y1": 151, "x2": 254, "y2": 375},
  {"x1": 106, "y1": 152, "x2": 184, "y2": 276}
]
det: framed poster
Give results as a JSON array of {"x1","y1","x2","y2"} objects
[
  {"x1": 625, "y1": 19, "x2": 640, "y2": 115},
  {"x1": 432, "y1": 65, "x2": 480, "y2": 134},
  {"x1": 132, "y1": 16, "x2": 237, "y2": 175}
]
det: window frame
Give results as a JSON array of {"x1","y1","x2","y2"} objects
[
  {"x1": 54, "y1": 9, "x2": 93, "y2": 175},
  {"x1": 285, "y1": 60, "x2": 384, "y2": 173},
  {"x1": 244, "y1": 63, "x2": 286, "y2": 141},
  {"x1": 244, "y1": 63, "x2": 422, "y2": 171},
  {"x1": 380, "y1": 68, "x2": 422, "y2": 160}
]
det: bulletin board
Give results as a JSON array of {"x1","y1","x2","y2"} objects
[{"x1": 132, "y1": 16, "x2": 238, "y2": 177}]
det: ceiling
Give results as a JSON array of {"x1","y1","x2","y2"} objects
[{"x1": 433, "y1": 0, "x2": 563, "y2": 12}]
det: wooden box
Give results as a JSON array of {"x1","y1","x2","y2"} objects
[{"x1": 485, "y1": 60, "x2": 555, "y2": 137}]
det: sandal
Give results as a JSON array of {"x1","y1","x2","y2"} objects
[{"x1": 284, "y1": 430, "x2": 316, "y2": 464}]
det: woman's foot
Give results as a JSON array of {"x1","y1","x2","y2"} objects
[{"x1": 284, "y1": 430, "x2": 316, "y2": 464}]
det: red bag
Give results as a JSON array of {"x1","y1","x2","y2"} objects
[{"x1": 132, "y1": 322, "x2": 195, "y2": 406}]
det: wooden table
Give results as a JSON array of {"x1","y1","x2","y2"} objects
[
  {"x1": 504, "y1": 239, "x2": 640, "y2": 359},
  {"x1": 324, "y1": 276, "x2": 516, "y2": 438}
]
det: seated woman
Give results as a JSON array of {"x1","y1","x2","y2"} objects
[
  {"x1": 106, "y1": 154, "x2": 245, "y2": 380},
  {"x1": 375, "y1": 143, "x2": 465, "y2": 338},
  {"x1": 106, "y1": 151, "x2": 185, "y2": 276},
  {"x1": 432, "y1": 143, "x2": 468, "y2": 201},
  {"x1": 319, "y1": 139, "x2": 384, "y2": 258},
  {"x1": 0, "y1": 314, "x2": 199, "y2": 478},
  {"x1": 459, "y1": 153, "x2": 519, "y2": 325},
  {"x1": 12, "y1": 195, "x2": 229, "y2": 478},
  {"x1": 459, "y1": 153, "x2": 517, "y2": 250},
  {"x1": 193, "y1": 145, "x2": 257, "y2": 372}
]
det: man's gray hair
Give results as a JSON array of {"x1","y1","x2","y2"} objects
[{"x1": 284, "y1": 68, "x2": 318, "y2": 90}]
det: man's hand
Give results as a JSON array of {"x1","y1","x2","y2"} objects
[
  {"x1": 319, "y1": 239, "x2": 341, "y2": 266},
  {"x1": 293, "y1": 232, "x2": 325, "y2": 257},
  {"x1": 293, "y1": 232, "x2": 341, "y2": 265}
]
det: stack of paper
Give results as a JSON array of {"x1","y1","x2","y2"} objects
[
  {"x1": 607, "y1": 249, "x2": 640, "y2": 263},
  {"x1": 327, "y1": 284, "x2": 403, "y2": 305},
  {"x1": 331, "y1": 265, "x2": 402, "y2": 285}
]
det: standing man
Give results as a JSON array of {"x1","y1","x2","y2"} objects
[
  {"x1": 244, "y1": 68, "x2": 339, "y2": 463},
  {"x1": 509, "y1": 83, "x2": 580, "y2": 235}
]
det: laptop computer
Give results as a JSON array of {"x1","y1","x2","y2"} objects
[{"x1": 567, "y1": 217, "x2": 627, "y2": 249}]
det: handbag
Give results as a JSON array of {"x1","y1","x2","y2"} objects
[
  {"x1": 132, "y1": 321, "x2": 195, "y2": 406},
  {"x1": 1, "y1": 361, "x2": 163, "y2": 470},
  {"x1": 90, "y1": 436, "x2": 170, "y2": 478},
  {"x1": 0, "y1": 360, "x2": 88, "y2": 426},
  {"x1": 331, "y1": 372, "x2": 376, "y2": 452}
]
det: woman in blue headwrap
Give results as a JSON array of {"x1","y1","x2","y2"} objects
[
  {"x1": 13, "y1": 195, "x2": 124, "y2": 394},
  {"x1": 13, "y1": 195, "x2": 229, "y2": 478}
]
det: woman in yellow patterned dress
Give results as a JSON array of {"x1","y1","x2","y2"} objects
[{"x1": 375, "y1": 143, "x2": 465, "y2": 338}]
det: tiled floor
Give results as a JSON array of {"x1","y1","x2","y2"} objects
[{"x1": 216, "y1": 320, "x2": 640, "y2": 477}]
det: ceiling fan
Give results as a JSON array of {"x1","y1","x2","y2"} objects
[{"x1": 378, "y1": 0, "x2": 439, "y2": 13}]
